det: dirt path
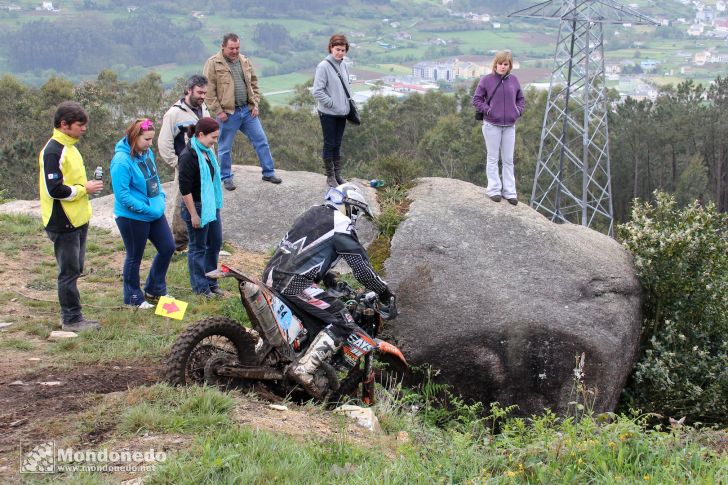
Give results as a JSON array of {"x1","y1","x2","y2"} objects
[{"x1": 0, "y1": 362, "x2": 162, "y2": 468}]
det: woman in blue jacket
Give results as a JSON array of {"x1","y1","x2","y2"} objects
[{"x1": 110, "y1": 119, "x2": 175, "y2": 308}]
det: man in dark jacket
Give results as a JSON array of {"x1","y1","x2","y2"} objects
[{"x1": 263, "y1": 183, "x2": 394, "y2": 397}]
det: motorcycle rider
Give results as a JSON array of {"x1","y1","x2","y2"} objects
[{"x1": 262, "y1": 183, "x2": 395, "y2": 397}]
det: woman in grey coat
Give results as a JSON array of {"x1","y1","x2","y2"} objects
[{"x1": 312, "y1": 34, "x2": 353, "y2": 187}]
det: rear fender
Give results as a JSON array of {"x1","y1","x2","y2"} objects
[
  {"x1": 205, "y1": 264, "x2": 253, "y2": 282},
  {"x1": 374, "y1": 339, "x2": 408, "y2": 367}
]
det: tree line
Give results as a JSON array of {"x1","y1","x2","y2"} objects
[
  {"x1": 3, "y1": 15, "x2": 205, "y2": 74},
  {"x1": 1, "y1": 71, "x2": 726, "y2": 221}
]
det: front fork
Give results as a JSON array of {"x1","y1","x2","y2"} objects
[{"x1": 362, "y1": 353, "x2": 375, "y2": 405}]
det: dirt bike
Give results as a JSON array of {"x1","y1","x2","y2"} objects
[{"x1": 165, "y1": 265, "x2": 406, "y2": 404}]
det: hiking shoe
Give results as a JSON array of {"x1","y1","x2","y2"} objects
[
  {"x1": 128, "y1": 301, "x2": 155, "y2": 310},
  {"x1": 262, "y1": 175, "x2": 282, "y2": 184},
  {"x1": 223, "y1": 178, "x2": 236, "y2": 191},
  {"x1": 210, "y1": 287, "x2": 227, "y2": 297},
  {"x1": 62, "y1": 318, "x2": 101, "y2": 332},
  {"x1": 507, "y1": 198, "x2": 518, "y2": 206},
  {"x1": 489, "y1": 195, "x2": 502, "y2": 202},
  {"x1": 199, "y1": 291, "x2": 221, "y2": 300}
]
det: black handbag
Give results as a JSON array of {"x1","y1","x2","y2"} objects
[
  {"x1": 325, "y1": 59, "x2": 361, "y2": 125},
  {"x1": 475, "y1": 76, "x2": 505, "y2": 121}
]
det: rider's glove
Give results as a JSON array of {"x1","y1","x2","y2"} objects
[{"x1": 379, "y1": 288, "x2": 394, "y2": 306}]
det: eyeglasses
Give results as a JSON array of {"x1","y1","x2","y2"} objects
[{"x1": 140, "y1": 119, "x2": 154, "y2": 131}]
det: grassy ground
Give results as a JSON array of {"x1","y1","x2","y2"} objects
[{"x1": 0, "y1": 212, "x2": 725, "y2": 484}]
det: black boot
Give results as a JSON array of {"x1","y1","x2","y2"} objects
[
  {"x1": 323, "y1": 158, "x2": 337, "y2": 187},
  {"x1": 333, "y1": 158, "x2": 347, "y2": 185}
]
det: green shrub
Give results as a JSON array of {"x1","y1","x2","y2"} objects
[
  {"x1": 373, "y1": 153, "x2": 423, "y2": 186},
  {"x1": 619, "y1": 191, "x2": 728, "y2": 424}
]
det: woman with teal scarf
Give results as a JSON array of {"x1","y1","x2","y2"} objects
[{"x1": 178, "y1": 117, "x2": 225, "y2": 297}]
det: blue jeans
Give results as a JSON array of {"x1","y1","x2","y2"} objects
[
  {"x1": 217, "y1": 105, "x2": 276, "y2": 180},
  {"x1": 181, "y1": 203, "x2": 223, "y2": 294},
  {"x1": 46, "y1": 225, "x2": 88, "y2": 324},
  {"x1": 115, "y1": 216, "x2": 175, "y2": 305}
]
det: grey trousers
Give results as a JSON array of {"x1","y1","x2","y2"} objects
[{"x1": 482, "y1": 122, "x2": 517, "y2": 199}]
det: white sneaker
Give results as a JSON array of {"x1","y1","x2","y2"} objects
[{"x1": 137, "y1": 301, "x2": 155, "y2": 310}]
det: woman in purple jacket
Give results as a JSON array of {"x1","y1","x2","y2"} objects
[{"x1": 472, "y1": 51, "x2": 525, "y2": 205}]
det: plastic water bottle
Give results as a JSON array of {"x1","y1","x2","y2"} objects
[
  {"x1": 93, "y1": 166, "x2": 103, "y2": 197},
  {"x1": 369, "y1": 179, "x2": 384, "y2": 188}
]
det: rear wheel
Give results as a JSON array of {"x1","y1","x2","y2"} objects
[{"x1": 166, "y1": 317, "x2": 257, "y2": 387}]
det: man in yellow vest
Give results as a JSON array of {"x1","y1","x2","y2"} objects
[{"x1": 38, "y1": 101, "x2": 103, "y2": 331}]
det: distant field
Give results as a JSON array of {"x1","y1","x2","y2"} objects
[
  {"x1": 259, "y1": 72, "x2": 312, "y2": 93},
  {"x1": 265, "y1": 91, "x2": 297, "y2": 107}
]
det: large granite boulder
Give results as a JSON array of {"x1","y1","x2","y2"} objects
[
  {"x1": 217, "y1": 166, "x2": 379, "y2": 253},
  {"x1": 383, "y1": 177, "x2": 642, "y2": 415}
]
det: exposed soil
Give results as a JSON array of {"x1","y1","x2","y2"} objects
[{"x1": 0, "y1": 362, "x2": 162, "y2": 458}]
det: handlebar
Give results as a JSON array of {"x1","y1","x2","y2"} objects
[{"x1": 377, "y1": 295, "x2": 398, "y2": 321}]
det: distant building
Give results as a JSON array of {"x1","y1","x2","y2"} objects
[
  {"x1": 619, "y1": 78, "x2": 658, "y2": 101},
  {"x1": 718, "y1": 0, "x2": 726, "y2": 12},
  {"x1": 640, "y1": 59, "x2": 659, "y2": 71},
  {"x1": 390, "y1": 82, "x2": 434, "y2": 94},
  {"x1": 41, "y1": 1, "x2": 54, "y2": 10},
  {"x1": 412, "y1": 58, "x2": 490, "y2": 82},
  {"x1": 606, "y1": 64, "x2": 622, "y2": 74},
  {"x1": 693, "y1": 51, "x2": 710, "y2": 65},
  {"x1": 696, "y1": 7, "x2": 716, "y2": 26},
  {"x1": 688, "y1": 23, "x2": 705, "y2": 36},
  {"x1": 412, "y1": 61, "x2": 454, "y2": 81},
  {"x1": 714, "y1": 18, "x2": 728, "y2": 32},
  {"x1": 453, "y1": 59, "x2": 488, "y2": 79},
  {"x1": 465, "y1": 13, "x2": 491, "y2": 23}
]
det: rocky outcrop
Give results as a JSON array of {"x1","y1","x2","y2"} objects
[
  {"x1": 384, "y1": 177, "x2": 642, "y2": 415},
  {"x1": 0, "y1": 165, "x2": 378, "y2": 251}
]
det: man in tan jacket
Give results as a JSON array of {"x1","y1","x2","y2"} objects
[{"x1": 204, "y1": 33, "x2": 282, "y2": 190}]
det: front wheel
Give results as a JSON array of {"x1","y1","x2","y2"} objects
[{"x1": 166, "y1": 317, "x2": 257, "y2": 387}]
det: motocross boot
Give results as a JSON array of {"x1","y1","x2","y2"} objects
[
  {"x1": 333, "y1": 158, "x2": 347, "y2": 185},
  {"x1": 323, "y1": 159, "x2": 337, "y2": 188},
  {"x1": 287, "y1": 330, "x2": 340, "y2": 399}
]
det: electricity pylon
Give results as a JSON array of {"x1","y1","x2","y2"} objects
[{"x1": 509, "y1": 0, "x2": 657, "y2": 236}]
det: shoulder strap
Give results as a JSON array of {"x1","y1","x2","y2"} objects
[
  {"x1": 325, "y1": 59, "x2": 352, "y2": 100},
  {"x1": 486, "y1": 77, "x2": 506, "y2": 105}
]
